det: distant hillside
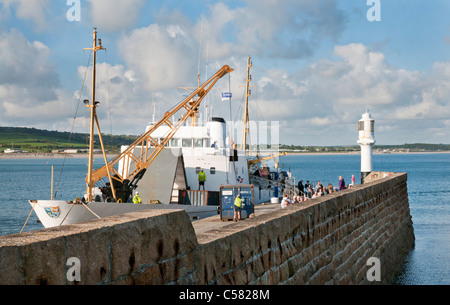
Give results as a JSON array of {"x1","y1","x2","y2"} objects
[
  {"x1": 0, "y1": 127, "x2": 139, "y2": 153},
  {"x1": 1, "y1": 126, "x2": 449, "y2": 154},
  {"x1": 375, "y1": 143, "x2": 450, "y2": 151},
  {"x1": 280, "y1": 143, "x2": 450, "y2": 153}
]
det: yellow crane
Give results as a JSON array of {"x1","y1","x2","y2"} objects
[{"x1": 88, "y1": 64, "x2": 234, "y2": 202}]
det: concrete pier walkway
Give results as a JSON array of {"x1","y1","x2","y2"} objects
[{"x1": 192, "y1": 202, "x2": 282, "y2": 237}]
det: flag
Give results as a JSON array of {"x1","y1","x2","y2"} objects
[{"x1": 221, "y1": 92, "x2": 232, "y2": 101}]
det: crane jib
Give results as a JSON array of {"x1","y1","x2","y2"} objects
[{"x1": 90, "y1": 65, "x2": 234, "y2": 202}]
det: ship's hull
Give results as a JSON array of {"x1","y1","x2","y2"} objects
[{"x1": 29, "y1": 200, "x2": 219, "y2": 228}]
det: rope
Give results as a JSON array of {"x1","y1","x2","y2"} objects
[
  {"x1": 82, "y1": 203, "x2": 101, "y2": 219},
  {"x1": 59, "y1": 201, "x2": 101, "y2": 227},
  {"x1": 20, "y1": 202, "x2": 36, "y2": 233},
  {"x1": 59, "y1": 202, "x2": 76, "y2": 226},
  {"x1": 104, "y1": 50, "x2": 114, "y2": 151},
  {"x1": 54, "y1": 52, "x2": 92, "y2": 199}
]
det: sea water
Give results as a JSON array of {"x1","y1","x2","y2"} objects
[
  {"x1": 0, "y1": 157, "x2": 104, "y2": 234},
  {"x1": 0, "y1": 153, "x2": 449, "y2": 284},
  {"x1": 283, "y1": 153, "x2": 450, "y2": 285}
]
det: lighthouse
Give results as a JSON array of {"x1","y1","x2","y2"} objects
[{"x1": 357, "y1": 110, "x2": 375, "y2": 184}]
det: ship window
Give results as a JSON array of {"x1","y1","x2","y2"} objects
[
  {"x1": 210, "y1": 167, "x2": 216, "y2": 175},
  {"x1": 182, "y1": 139, "x2": 193, "y2": 148},
  {"x1": 195, "y1": 167, "x2": 201, "y2": 174},
  {"x1": 170, "y1": 138, "x2": 179, "y2": 147},
  {"x1": 160, "y1": 138, "x2": 169, "y2": 147},
  {"x1": 370, "y1": 121, "x2": 375, "y2": 132},
  {"x1": 194, "y1": 139, "x2": 203, "y2": 148}
]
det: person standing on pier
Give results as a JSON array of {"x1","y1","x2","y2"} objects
[
  {"x1": 133, "y1": 192, "x2": 142, "y2": 204},
  {"x1": 338, "y1": 176, "x2": 346, "y2": 191},
  {"x1": 198, "y1": 169, "x2": 207, "y2": 191},
  {"x1": 234, "y1": 194, "x2": 242, "y2": 222},
  {"x1": 274, "y1": 183, "x2": 279, "y2": 198},
  {"x1": 298, "y1": 180, "x2": 304, "y2": 196},
  {"x1": 305, "y1": 180, "x2": 311, "y2": 191}
]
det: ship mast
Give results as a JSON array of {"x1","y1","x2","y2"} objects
[
  {"x1": 84, "y1": 28, "x2": 106, "y2": 202},
  {"x1": 241, "y1": 56, "x2": 252, "y2": 155}
]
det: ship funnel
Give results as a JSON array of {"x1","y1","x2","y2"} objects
[{"x1": 208, "y1": 117, "x2": 226, "y2": 148}]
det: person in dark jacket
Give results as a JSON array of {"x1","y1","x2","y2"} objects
[
  {"x1": 338, "y1": 176, "x2": 346, "y2": 190},
  {"x1": 297, "y1": 180, "x2": 304, "y2": 196}
]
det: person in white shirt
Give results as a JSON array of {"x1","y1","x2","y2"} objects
[{"x1": 281, "y1": 194, "x2": 290, "y2": 208}]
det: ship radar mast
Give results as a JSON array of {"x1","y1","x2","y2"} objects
[{"x1": 241, "y1": 56, "x2": 253, "y2": 155}]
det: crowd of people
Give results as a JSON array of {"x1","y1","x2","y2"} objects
[{"x1": 280, "y1": 175, "x2": 356, "y2": 208}]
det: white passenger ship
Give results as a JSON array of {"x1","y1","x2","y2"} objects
[
  {"x1": 120, "y1": 116, "x2": 289, "y2": 206},
  {"x1": 28, "y1": 30, "x2": 293, "y2": 229}
]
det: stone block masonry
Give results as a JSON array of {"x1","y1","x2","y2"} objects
[{"x1": 0, "y1": 173, "x2": 414, "y2": 285}]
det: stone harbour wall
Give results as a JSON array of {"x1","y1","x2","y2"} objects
[{"x1": 0, "y1": 173, "x2": 414, "y2": 285}]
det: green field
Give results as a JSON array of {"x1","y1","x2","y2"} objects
[{"x1": 0, "y1": 127, "x2": 138, "y2": 153}]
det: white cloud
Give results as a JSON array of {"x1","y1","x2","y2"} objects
[
  {"x1": 1, "y1": 1, "x2": 448, "y2": 146},
  {"x1": 73, "y1": 60, "x2": 196, "y2": 136},
  {"x1": 230, "y1": 0, "x2": 347, "y2": 59},
  {"x1": 118, "y1": 22, "x2": 199, "y2": 92},
  {"x1": 244, "y1": 43, "x2": 450, "y2": 145},
  {"x1": 0, "y1": 29, "x2": 75, "y2": 128},
  {"x1": 104, "y1": 0, "x2": 349, "y2": 138},
  {"x1": 0, "y1": 0, "x2": 50, "y2": 32},
  {"x1": 86, "y1": 0, "x2": 145, "y2": 32},
  {"x1": 157, "y1": 0, "x2": 346, "y2": 61},
  {"x1": 0, "y1": 30, "x2": 57, "y2": 88}
]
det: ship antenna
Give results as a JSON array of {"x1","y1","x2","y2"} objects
[
  {"x1": 241, "y1": 56, "x2": 253, "y2": 155},
  {"x1": 83, "y1": 28, "x2": 111, "y2": 202}
]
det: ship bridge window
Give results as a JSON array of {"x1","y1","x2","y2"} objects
[
  {"x1": 182, "y1": 139, "x2": 193, "y2": 148},
  {"x1": 194, "y1": 139, "x2": 203, "y2": 148},
  {"x1": 370, "y1": 121, "x2": 375, "y2": 132},
  {"x1": 170, "y1": 138, "x2": 180, "y2": 147},
  {"x1": 159, "y1": 138, "x2": 169, "y2": 147}
]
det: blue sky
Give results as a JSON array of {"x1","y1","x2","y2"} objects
[{"x1": 0, "y1": 0, "x2": 450, "y2": 146}]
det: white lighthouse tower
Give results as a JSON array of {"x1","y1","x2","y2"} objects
[{"x1": 357, "y1": 110, "x2": 375, "y2": 183}]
